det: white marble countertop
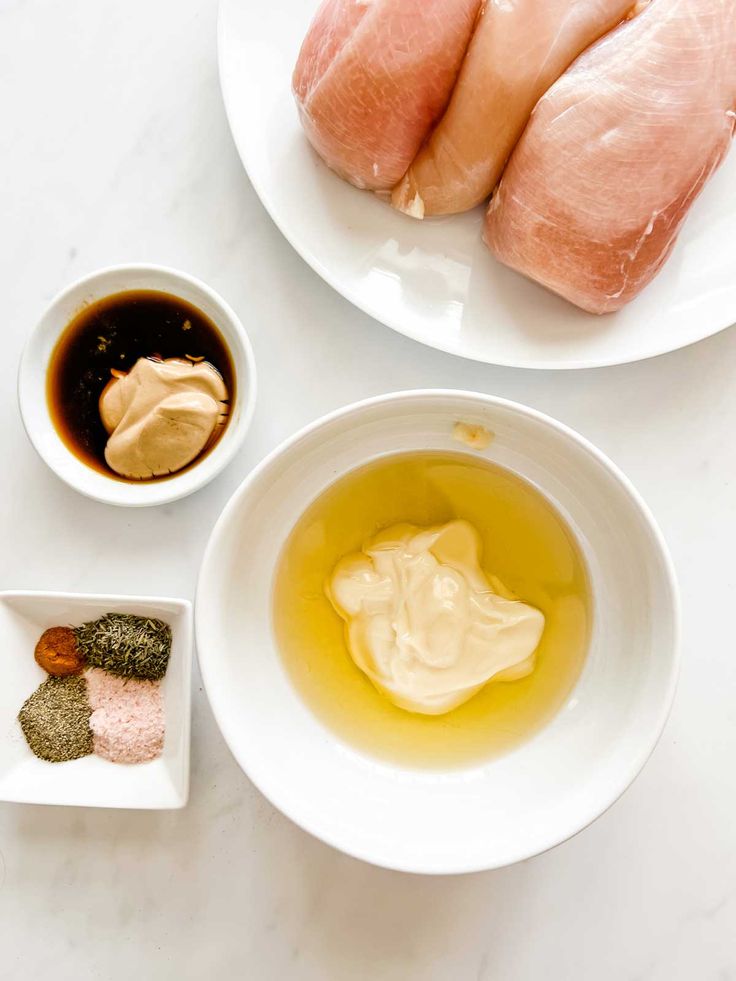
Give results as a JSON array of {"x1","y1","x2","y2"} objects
[{"x1": 1, "y1": 1, "x2": 734, "y2": 977}]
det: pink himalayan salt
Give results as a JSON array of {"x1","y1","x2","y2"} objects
[{"x1": 86, "y1": 668, "x2": 165, "y2": 764}]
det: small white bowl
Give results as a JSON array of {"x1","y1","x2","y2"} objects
[
  {"x1": 0, "y1": 591, "x2": 192, "y2": 809},
  {"x1": 18, "y1": 264, "x2": 257, "y2": 507},
  {"x1": 196, "y1": 390, "x2": 680, "y2": 873}
]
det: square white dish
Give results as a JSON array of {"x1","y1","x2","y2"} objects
[{"x1": 0, "y1": 591, "x2": 192, "y2": 809}]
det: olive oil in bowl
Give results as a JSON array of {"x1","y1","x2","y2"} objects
[{"x1": 273, "y1": 451, "x2": 592, "y2": 769}]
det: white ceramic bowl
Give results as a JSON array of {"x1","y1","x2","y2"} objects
[
  {"x1": 196, "y1": 391, "x2": 680, "y2": 873},
  {"x1": 0, "y1": 591, "x2": 192, "y2": 809},
  {"x1": 18, "y1": 264, "x2": 257, "y2": 506}
]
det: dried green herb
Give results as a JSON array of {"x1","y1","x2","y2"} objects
[
  {"x1": 74, "y1": 613, "x2": 172, "y2": 680},
  {"x1": 18, "y1": 675, "x2": 93, "y2": 762}
]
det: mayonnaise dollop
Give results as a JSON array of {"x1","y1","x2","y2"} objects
[
  {"x1": 326, "y1": 520, "x2": 545, "y2": 715},
  {"x1": 99, "y1": 357, "x2": 228, "y2": 479}
]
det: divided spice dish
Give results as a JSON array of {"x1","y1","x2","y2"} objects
[
  {"x1": 0, "y1": 591, "x2": 192, "y2": 809},
  {"x1": 18, "y1": 264, "x2": 257, "y2": 506},
  {"x1": 196, "y1": 391, "x2": 680, "y2": 874}
]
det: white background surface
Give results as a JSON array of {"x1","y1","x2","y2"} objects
[{"x1": 0, "y1": 1, "x2": 734, "y2": 978}]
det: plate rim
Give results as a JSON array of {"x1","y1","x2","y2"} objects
[{"x1": 217, "y1": 0, "x2": 735, "y2": 371}]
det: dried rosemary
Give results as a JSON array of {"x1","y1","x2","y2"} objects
[
  {"x1": 74, "y1": 613, "x2": 172, "y2": 680},
  {"x1": 18, "y1": 676, "x2": 93, "y2": 762}
]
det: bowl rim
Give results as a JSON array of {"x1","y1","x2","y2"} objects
[
  {"x1": 17, "y1": 262, "x2": 258, "y2": 508},
  {"x1": 195, "y1": 389, "x2": 681, "y2": 873}
]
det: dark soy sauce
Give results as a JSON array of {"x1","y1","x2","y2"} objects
[{"x1": 46, "y1": 290, "x2": 235, "y2": 480}]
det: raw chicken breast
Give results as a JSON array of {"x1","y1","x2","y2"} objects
[
  {"x1": 392, "y1": 0, "x2": 634, "y2": 218},
  {"x1": 484, "y1": 0, "x2": 736, "y2": 314},
  {"x1": 293, "y1": 0, "x2": 481, "y2": 191}
]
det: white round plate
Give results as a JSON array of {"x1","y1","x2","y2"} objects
[{"x1": 218, "y1": 0, "x2": 736, "y2": 369}]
